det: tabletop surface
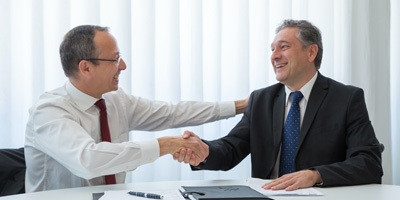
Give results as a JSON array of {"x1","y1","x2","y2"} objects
[{"x1": 1, "y1": 179, "x2": 400, "y2": 200}]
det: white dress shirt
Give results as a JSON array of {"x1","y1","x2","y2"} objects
[
  {"x1": 25, "y1": 81, "x2": 235, "y2": 192},
  {"x1": 270, "y1": 71, "x2": 318, "y2": 178}
]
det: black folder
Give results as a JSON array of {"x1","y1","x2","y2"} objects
[
  {"x1": 181, "y1": 185, "x2": 273, "y2": 200},
  {"x1": 92, "y1": 192, "x2": 104, "y2": 200}
]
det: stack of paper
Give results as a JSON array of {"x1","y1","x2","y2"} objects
[{"x1": 247, "y1": 177, "x2": 324, "y2": 196}]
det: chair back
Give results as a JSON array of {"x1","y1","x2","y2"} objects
[{"x1": 0, "y1": 148, "x2": 25, "y2": 196}]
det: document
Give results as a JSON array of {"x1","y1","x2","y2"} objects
[
  {"x1": 181, "y1": 185, "x2": 272, "y2": 200},
  {"x1": 247, "y1": 178, "x2": 324, "y2": 196},
  {"x1": 98, "y1": 189, "x2": 185, "y2": 200}
]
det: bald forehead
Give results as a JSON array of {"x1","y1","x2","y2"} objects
[{"x1": 93, "y1": 31, "x2": 120, "y2": 57}]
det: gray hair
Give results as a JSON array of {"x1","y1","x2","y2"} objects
[
  {"x1": 59, "y1": 25, "x2": 109, "y2": 78},
  {"x1": 276, "y1": 19, "x2": 323, "y2": 69}
]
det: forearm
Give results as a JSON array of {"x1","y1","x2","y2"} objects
[
  {"x1": 313, "y1": 150, "x2": 382, "y2": 186},
  {"x1": 128, "y1": 97, "x2": 236, "y2": 131},
  {"x1": 30, "y1": 119, "x2": 159, "y2": 179},
  {"x1": 75, "y1": 140, "x2": 159, "y2": 179},
  {"x1": 158, "y1": 136, "x2": 179, "y2": 157}
]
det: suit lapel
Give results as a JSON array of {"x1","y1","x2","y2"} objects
[
  {"x1": 273, "y1": 86, "x2": 286, "y2": 152},
  {"x1": 297, "y1": 73, "x2": 329, "y2": 151}
]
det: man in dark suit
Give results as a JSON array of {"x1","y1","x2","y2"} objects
[{"x1": 175, "y1": 19, "x2": 383, "y2": 191}]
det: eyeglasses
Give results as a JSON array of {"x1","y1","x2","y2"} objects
[{"x1": 83, "y1": 57, "x2": 121, "y2": 66}]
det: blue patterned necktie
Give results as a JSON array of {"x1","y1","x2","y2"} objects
[{"x1": 279, "y1": 91, "x2": 303, "y2": 177}]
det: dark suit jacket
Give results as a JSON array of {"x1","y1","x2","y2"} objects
[
  {"x1": 197, "y1": 73, "x2": 383, "y2": 187},
  {"x1": 0, "y1": 148, "x2": 25, "y2": 196}
]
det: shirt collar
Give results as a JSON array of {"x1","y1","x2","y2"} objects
[
  {"x1": 66, "y1": 80, "x2": 100, "y2": 111},
  {"x1": 285, "y1": 71, "x2": 318, "y2": 106}
]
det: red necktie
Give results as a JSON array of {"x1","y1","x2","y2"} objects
[{"x1": 95, "y1": 99, "x2": 116, "y2": 184}]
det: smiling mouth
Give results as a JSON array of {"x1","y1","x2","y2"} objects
[
  {"x1": 113, "y1": 74, "x2": 119, "y2": 80},
  {"x1": 275, "y1": 64, "x2": 286, "y2": 69}
]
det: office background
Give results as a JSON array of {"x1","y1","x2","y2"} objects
[{"x1": 0, "y1": 0, "x2": 398, "y2": 186}]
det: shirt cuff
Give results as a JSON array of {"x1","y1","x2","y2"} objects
[
  {"x1": 136, "y1": 138, "x2": 160, "y2": 164},
  {"x1": 218, "y1": 101, "x2": 236, "y2": 119},
  {"x1": 310, "y1": 168, "x2": 324, "y2": 186}
]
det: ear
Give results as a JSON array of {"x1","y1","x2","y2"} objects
[
  {"x1": 307, "y1": 44, "x2": 318, "y2": 63},
  {"x1": 78, "y1": 60, "x2": 92, "y2": 78}
]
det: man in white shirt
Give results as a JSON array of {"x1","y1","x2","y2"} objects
[{"x1": 24, "y1": 25, "x2": 248, "y2": 192}]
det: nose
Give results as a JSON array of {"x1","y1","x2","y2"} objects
[
  {"x1": 270, "y1": 49, "x2": 281, "y2": 65},
  {"x1": 271, "y1": 49, "x2": 280, "y2": 61},
  {"x1": 118, "y1": 58, "x2": 127, "y2": 70}
]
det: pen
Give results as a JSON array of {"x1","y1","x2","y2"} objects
[{"x1": 128, "y1": 191, "x2": 164, "y2": 199}]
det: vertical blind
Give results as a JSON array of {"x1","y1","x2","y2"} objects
[{"x1": 0, "y1": 0, "x2": 398, "y2": 185}]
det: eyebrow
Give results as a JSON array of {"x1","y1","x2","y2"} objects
[{"x1": 271, "y1": 40, "x2": 291, "y2": 48}]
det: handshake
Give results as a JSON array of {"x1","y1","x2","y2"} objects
[
  {"x1": 157, "y1": 96, "x2": 250, "y2": 166},
  {"x1": 157, "y1": 130, "x2": 207, "y2": 166}
]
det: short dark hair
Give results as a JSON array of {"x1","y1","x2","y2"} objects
[
  {"x1": 59, "y1": 25, "x2": 109, "y2": 78},
  {"x1": 276, "y1": 19, "x2": 323, "y2": 69}
]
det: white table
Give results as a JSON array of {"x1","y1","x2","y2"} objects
[{"x1": 1, "y1": 180, "x2": 399, "y2": 200}]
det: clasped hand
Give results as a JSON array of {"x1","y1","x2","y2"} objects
[
  {"x1": 172, "y1": 130, "x2": 206, "y2": 166},
  {"x1": 158, "y1": 130, "x2": 208, "y2": 166}
]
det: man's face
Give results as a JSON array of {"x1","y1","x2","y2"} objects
[
  {"x1": 270, "y1": 27, "x2": 316, "y2": 91},
  {"x1": 90, "y1": 31, "x2": 126, "y2": 97}
]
